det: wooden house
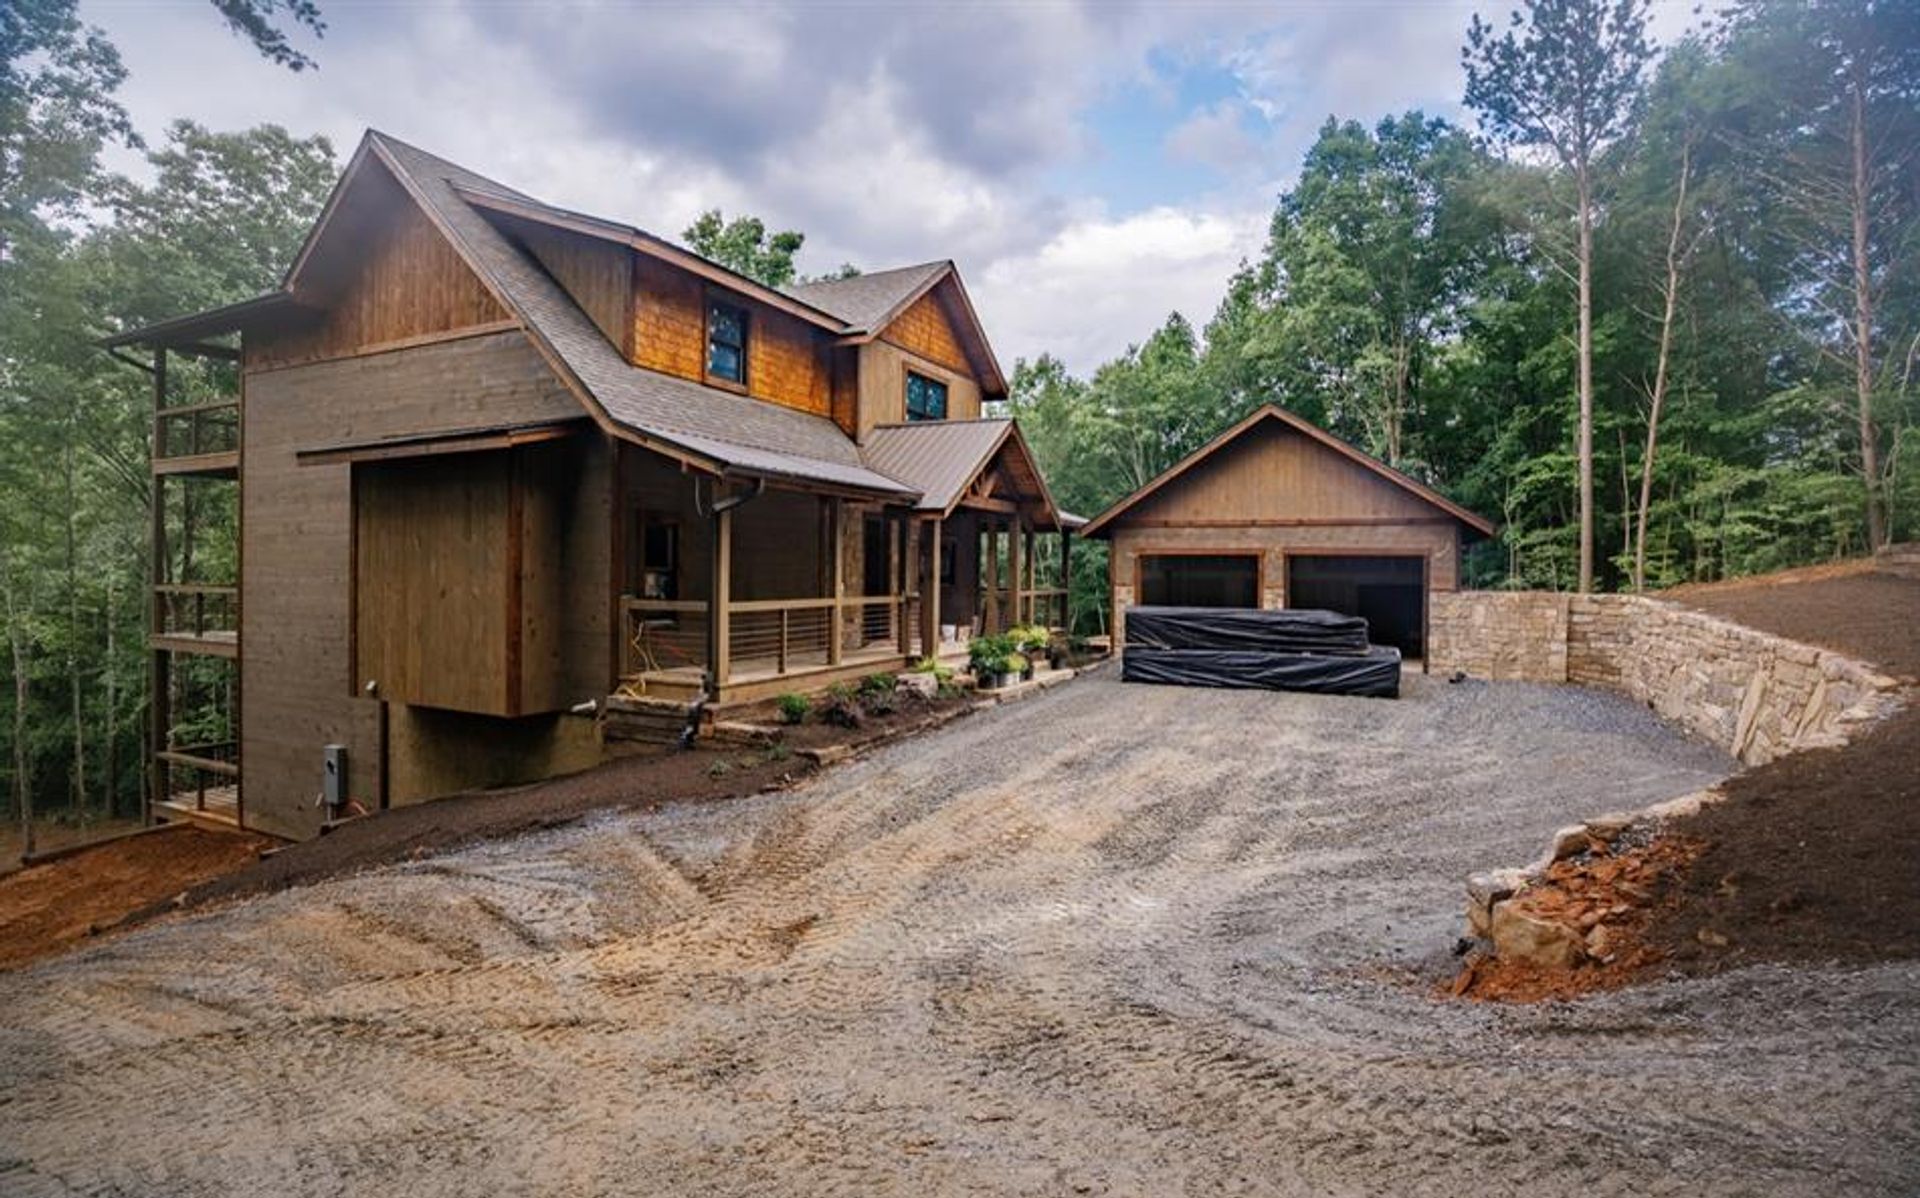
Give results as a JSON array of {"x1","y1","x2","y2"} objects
[
  {"x1": 105, "y1": 131, "x2": 1075, "y2": 841},
  {"x1": 1078, "y1": 404, "x2": 1494, "y2": 660}
]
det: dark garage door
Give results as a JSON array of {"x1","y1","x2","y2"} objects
[
  {"x1": 1286, "y1": 555, "x2": 1425, "y2": 657},
  {"x1": 1138, "y1": 554, "x2": 1258, "y2": 608}
]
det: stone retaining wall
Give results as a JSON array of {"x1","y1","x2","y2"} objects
[{"x1": 1430, "y1": 591, "x2": 1902, "y2": 766}]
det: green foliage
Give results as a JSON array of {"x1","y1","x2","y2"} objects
[
  {"x1": 967, "y1": 634, "x2": 1015, "y2": 677},
  {"x1": 207, "y1": 0, "x2": 326, "y2": 71},
  {"x1": 682, "y1": 209, "x2": 806, "y2": 288},
  {"x1": 775, "y1": 693, "x2": 809, "y2": 725},
  {"x1": 1007, "y1": 624, "x2": 1050, "y2": 653},
  {"x1": 815, "y1": 686, "x2": 863, "y2": 729},
  {"x1": 858, "y1": 672, "x2": 897, "y2": 697},
  {"x1": 906, "y1": 655, "x2": 953, "y2": 682}
]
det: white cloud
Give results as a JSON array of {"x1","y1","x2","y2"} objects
[{"x1": 976, "y1": 204, "x2": 1268, "y2": 372}]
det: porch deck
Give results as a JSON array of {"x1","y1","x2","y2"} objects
[{"x1": 154, "y1": 784, "x2": 241, "y2": 831}]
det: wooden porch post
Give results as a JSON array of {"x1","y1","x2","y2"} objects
[
  {"x1": 983, "y1": 519, "x2": 999, "y2": 635},
  {"x1": 827, "y1": 496, "x2": 844, "y2": 667},
  {"x1": 708, "y1": 503, "x2": 732, "y2": 695},
  {"x1": 1024, "y1": 526, "x2": 1038, "y2": 625},
  {"x1": 1060, "y1": 528, "x2": 1073, "y2": 632},
  {"x1": 148, "y1": 345, "x2": 169, "y2": 827},
  {"x1": 896, "y1": 513, "x2": 912, "y2": 657},
  {"x1": 920, "y1": 516, "x2": 943, "y2": 656},
  {"x1": 1008, "y1": 516, "x2": 1025, "y2": 628}
]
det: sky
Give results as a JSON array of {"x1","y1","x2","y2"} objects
[{"x1": 82, "y1": 0, "x2": 1698, "y2": 374}]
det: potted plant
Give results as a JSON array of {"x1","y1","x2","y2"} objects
[
  {"x1": 1001, "y1": 652, "x2": 1029, "y2": 688},
  {"x1": 968, "y1": 633, "x2": 1012, "y2": 688},
  {"x1": 1010, "y1": 623, "x2": 1051, "y2": 669}
]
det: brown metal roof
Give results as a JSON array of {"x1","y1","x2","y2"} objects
[
  {"x1": 861, "y1": 419, "x2": 1071, "y2": 528},
  {"x1": 1077, "y1": 403, "x2": 1497, "y2": 539}
]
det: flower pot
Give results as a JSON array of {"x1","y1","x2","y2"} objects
[{"x1": 999, "y1": 671, "x2": 1022, "y2": 689}]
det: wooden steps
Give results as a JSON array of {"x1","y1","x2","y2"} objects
[{"x1": 604, "y1": 696, "x2": 701, "y2": 748}]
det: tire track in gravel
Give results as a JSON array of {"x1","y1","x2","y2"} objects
[{"x1": 1, "y1": 673, "x2": 1915, "y2": 1197}]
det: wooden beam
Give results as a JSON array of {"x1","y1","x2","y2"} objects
[
  {"x1": 1060, "y1": 529, "x2": 1074, "y2": 634},
  {"x1": 958, "y1": 495, "x2": 1019, "y2": 515},
  {"x1": 982, "y1": 521, "x2": 999, "y2": 635},
  {"x1": 920, "y1": 517, "x2": 942, "y2": 656},
  {"x1": 895, "y1": 513, "x2": 912, "y2": 658},
  {"x1": 1009, "y1": 517, "x2": 1025, "y2": 627},
  {"x1": 710, "y1": 505, "x2": 732, "y2": 693},
  {"x1": 827, "y1": 497, "x2": 844, "y2": 667}
]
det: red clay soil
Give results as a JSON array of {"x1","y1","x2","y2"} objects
[
  {"x1": 0, "y1": 826, "x2": 274, "y2": 970},
  {"x1": 1649, "y1": 567, "x2": 1920, "y2": 973},
  {"x1": 1455, "y1": 834, "x2": 1705, "y2": 1003}
]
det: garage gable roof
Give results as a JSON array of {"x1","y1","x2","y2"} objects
[{"x1": 1077, "y1": 404, "x2": 1496, "y2": 539}]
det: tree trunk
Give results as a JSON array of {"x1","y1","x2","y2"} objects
[
  {"x1": 5, "y1": 569, "x2": 32, "y2": 860},
  {"x1": 1634, "y1": 143, "x2": 1692, "y2": 591},
  {"x1": 104, "y1": 571, "x2": 118, "y2": 819},
  {"x1": 1849, "y1": 70, "x2": 1886, "y2": 551},
  {"x1": 64, "y1": 439, "x2": 85, "y2": 825},
  {"x1": 1576, "y1": 169, "x2": 1596, "y2": 593}
]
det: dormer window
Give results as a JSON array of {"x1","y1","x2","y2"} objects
[
  {"x1": 706, "y1": 299, "x2": 748, "y2": 387},
  {"x1": 906, "y1": 371, "x2": 948, "y2": 421}
]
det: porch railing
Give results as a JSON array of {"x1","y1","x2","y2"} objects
[
  {"x1": 155, "y1": 398, "x2": 240, "y2": 464},
  {"x1": 153, "y1": 583, "x2": 238, "y2": 642},
  {"x1": 156, "y1": 740, "x2": 239, "y2": 813},
  {"x1": 622, "y1": 593, "x2": 910, "y2": 683}
]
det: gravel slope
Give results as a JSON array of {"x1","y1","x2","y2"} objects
[{"x1": 3, "y1": 672, "x2": 1913, "y2": 1196}]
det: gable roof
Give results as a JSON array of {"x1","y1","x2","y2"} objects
[
  {"x1": 862, "y1": 418, "x2": 1069, "y2": 528},
  {"x1": 1077, "y1": 403, "x2": 1496, "y2": 539},
  {"x1": 362, "y1": 133, "x2": 915, "y2": 497},
  {"x1": 788, "y1": 262, "x2": 949, "y2": 333}
]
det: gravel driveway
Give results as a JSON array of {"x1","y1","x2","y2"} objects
[{"x1": 3, "y1": 671, "x2": 1915, "y2": 1196}]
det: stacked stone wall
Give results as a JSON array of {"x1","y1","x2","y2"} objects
[{"x1": 1430, "y1": 591, "x2": 1901, "y2": 766}]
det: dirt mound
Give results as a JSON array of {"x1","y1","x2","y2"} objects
[
  {"x1": 0, "y1": 826, "x2": 272, "y2": 969},
  {"x1": 1647, "y1": 566, "x2": 1919, "y2": 974}
]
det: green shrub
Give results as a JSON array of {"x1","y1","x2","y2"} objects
[
  {"x1": 908, "y1": 655, "x2": 954, "y2": 682},
  {"x1": 859, "y1": 672, "x2": 898, "y2": 696},
  {"x1": 1002, "y1": 652, "x2": 1029, "y2": 676},
  {"x1": 706, "y1": 758, "x2": 734, "y2": 779},
  {"x1": 775, "y1": 693, "x2": 809, "y2": 725},
  {"x1": 967, "y1": 633, "x2": 1014, "y2": 676},
  {"x1": 1009, "y1": 623, "x2": 1051, "y2": 652}
]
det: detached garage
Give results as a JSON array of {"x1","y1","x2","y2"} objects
[{"x1": 1080, "y1": 404, "x2": 1494, "y2": 663}]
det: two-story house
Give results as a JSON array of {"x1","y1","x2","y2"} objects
[{"x1": 105, "y1": 131, "x2": 1076, "y2": 840}]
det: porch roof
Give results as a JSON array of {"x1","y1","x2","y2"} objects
[{"x1": 862, "y1": 418, "x2": 1070, "y2": 528}]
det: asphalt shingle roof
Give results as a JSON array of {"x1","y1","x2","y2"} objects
[
  {"x1": 787, "y1": 262, "x2": 949, "y2": 333},
  {"x1": 371, "y1": 133, "x2": 918, "y2": 497}
]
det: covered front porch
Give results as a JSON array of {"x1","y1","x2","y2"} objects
[{"x1": 614, "y1": 423, "x2": 1072, "y2": 705}]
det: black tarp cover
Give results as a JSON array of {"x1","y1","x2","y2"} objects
[
  {"x1": 1122, "y1": 606, "x2": 1370, "y2": 655},
  {"x1": 1120, "y1": 606, "x2": 1400, "y2": 698},
  {"x1": 1121, "y1": 646, "x2": 1402, "y2": 698}
]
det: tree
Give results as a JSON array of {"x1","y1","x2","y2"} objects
[
  {"x1": 682, "y1": 209, "x2": 807, "y2": 289},
  {"x1": 1718, "y1": 0, "x2": 1920, "y2": 551},
  {"x1": 208, "y1": 0, "x2": 325, "y2": 71},
  {"x1": 1247, "y1": 113, "x2": 1492, "y2": 468},
  {"x1": 1465, "y1": 0, "x2": 1654, "y2": 591}
]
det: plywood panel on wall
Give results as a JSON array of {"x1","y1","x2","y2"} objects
[
  {"x1": 355, "y1": 452, "x2": 514, "y2": 716},
  {"x1": 253, "y1": 158, "x2": 508, "y2": 369}
]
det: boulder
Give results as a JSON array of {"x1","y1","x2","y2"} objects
[
  {"x1": 896, "y1": 672, "x2": 939, "y2": 700},
  {"x1": 1465, "y1": 868, "x2": 1530, "y2": 937},
  {"x1": 1490, "y1": 902, "x2": 1586, "y2": 969},
  {"x1": 1550, "y1": 824, "x2": 1591, "y2": 861}
]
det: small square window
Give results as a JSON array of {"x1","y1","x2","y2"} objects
[
  {"x1": 906, "y1": 371, "x2": 948, "y2": 421},
  {"x1": 707, "y1": 300, "x2": 747, "y2": 385}
]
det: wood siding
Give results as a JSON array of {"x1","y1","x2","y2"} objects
[
  {"x1": 240, "y1": 330, "x2": 594, "y2": 840},
  {"x1": 854, "y1": 341, "x2": 984, "y2": 440},
  {"x1": 509, "y1": 217, "x2": 632, "y2": 354},
  {"x1": 254, "y1": 159, "x2": 509, "y2": 369},
  {"x1": 631, "y1": 257, "x2": 832, "y2": 418},
  {"x1": 1101, "y1": 419, "x2": 1464, "y2": 644},
  {"x1": 883, "y1": 287, "x2": 971, "y2": 375}
]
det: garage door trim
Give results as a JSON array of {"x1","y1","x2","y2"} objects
[
  {"x1": 1281, "y1": 548, "x2": 1431, "y2": 674},
  {"x1": 1133, "y1": 548, "x2": 1264, "y2": 609}
]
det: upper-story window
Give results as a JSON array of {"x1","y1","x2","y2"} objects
[
  {"x1": 706, "y1": 299, "x2": 748, "y2": 386},
  {"x1": 906, "y1": 371, "x2": 948, "y2": 421}
]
